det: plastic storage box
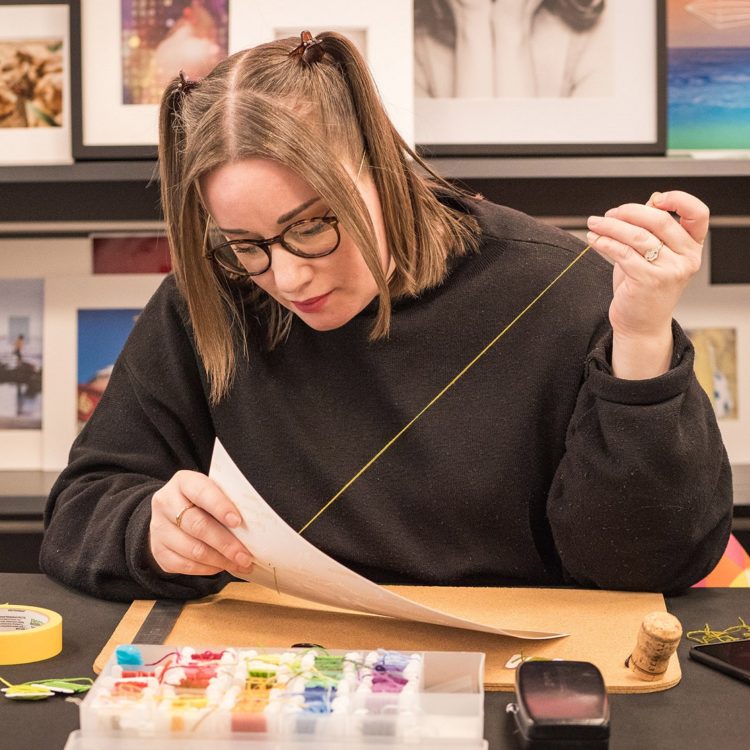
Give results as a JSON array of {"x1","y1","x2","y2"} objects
[{"x1": 64, "y1": 644, "x2": 487, "y2": 749}]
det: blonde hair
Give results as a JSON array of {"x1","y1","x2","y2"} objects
[{"x1": 159, "y1": 32, "x2": 480, "y2": 403}]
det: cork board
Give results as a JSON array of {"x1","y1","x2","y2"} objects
[{"x1": 95, "y1": 583, "x2": 681, "y2": 693}]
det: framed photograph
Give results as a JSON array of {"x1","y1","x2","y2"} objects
[
  {"x1": 92, "y1": 233, "x2": 171, "y2": 273},
  {"x1": 414, "y1": 0, "x2": 666, "y2": 156},
  {"x1": 229, "y1": 0, "x2": 414, "y2": 147},
  {"x1": 667, "y1": 0, "x2": 750, "y2": 155},
  {"x1": 73, "y1": 0, "x2": 230, "y2": 159},
  {"x1": 675, "y1": 224, "x2": 750, "y2": 466},
  {"x1": 0, "y1": 279, "x2": 43, "y2": 469},
  {"x1": 42, "y1": 274, "x2": 164, "y2": 470},
  {"x1": 73, "y1": 0, "x2": 413, "y2": 159},
  {"x1": 0, "y1": 0, "x2": 73, "y2": 165},
  {"x1": 0, "y1": 237, "x2": 90, "y2": 470},
  {"x1": 77, "y1": 307, "x2": 142, "y2": 427}
]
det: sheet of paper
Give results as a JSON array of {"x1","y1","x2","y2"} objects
[{"x1": 209, "y1": 438, "x2": 565, "y2": 640}]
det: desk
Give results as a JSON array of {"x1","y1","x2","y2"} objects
[{"x1": 1, "y1": 574, "x2": 748, "y2": 749}]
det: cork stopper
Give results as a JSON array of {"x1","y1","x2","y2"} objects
[{"x1": 626, "y1": 611, "x2": 682, "y2": 681}]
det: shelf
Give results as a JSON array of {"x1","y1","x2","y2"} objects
[
  {"x1": 2, "y1": 155, "x2": 750, "y2": 184},
  {"x1": 430, "y1": 155, "x2": 750, "y2": 179},
  {"x1": 0, "y1": 160, "x2": 157, "y2": 183}
]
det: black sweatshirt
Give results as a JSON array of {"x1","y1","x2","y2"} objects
[{"x1": 40, "y1": 198, "x2": 733, "y2": 601}]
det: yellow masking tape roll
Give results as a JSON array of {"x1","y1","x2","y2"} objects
[{"x1": 0, "y1": 604, "x2": 63, "y2": 665}]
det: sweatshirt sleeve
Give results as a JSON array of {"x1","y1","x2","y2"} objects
[
  {"x1": 39, "y1": 280, "x2": 233, "y2": 602},
  {"x1": 546, "y1": 320, "x2": 734, "y2": 593}
]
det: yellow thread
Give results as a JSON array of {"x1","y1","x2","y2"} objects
[
  {"x1": 298, "y1": 243, "x2": 593, "y2": 535},
  {"x1": 686, "y1": 618, "x2": 750, "y2": 644}
]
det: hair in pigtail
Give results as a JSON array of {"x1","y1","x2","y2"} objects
[
  {"x1": 315, "y1": 33, "x2": 479, "y2": 338},
  {"x1": 158, "y1": 72, "x2": 246, "y2": 402}
]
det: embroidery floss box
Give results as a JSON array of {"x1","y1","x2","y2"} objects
[{"x1": 64, "y1": 644, "x2": 487, "y2": 749}]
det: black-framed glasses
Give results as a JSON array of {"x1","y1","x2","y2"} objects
[{"x1": 205, "y1": 215, "x2": 341, "y2": 277}]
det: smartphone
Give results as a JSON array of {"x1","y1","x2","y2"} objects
[{"x1": 689, "y1": 640, "x2": 750, "y2": 684}]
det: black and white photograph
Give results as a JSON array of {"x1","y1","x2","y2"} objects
[
  {"x1": 415, "y1": 0, "x2": 613, "y2": 99},
  {"x1": 415, "y1": 0, "x2": 665, "y2": 154}
]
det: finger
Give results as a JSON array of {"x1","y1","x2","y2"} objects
[
  {"x1": 172, "y1": 505, "x2": 254, "y2": 572},
  {"x1": 602, "y1": 198, "x2": 704, "y2": 257},
  {"x1": 175, "y1": 471, "x2": 243, "y2": 529},
  {"x1": 586, "y1": 231, "x2": 663, "y2": 279},
  {"x1": 647, "y1": 190, "x2": 709, "y2": 246},
  {"x1": 151, "y1": 544, "x2": 226, "y2": 576},
  {"x1": 586, "y1": 215, "x2": 671, "y2": 264}
]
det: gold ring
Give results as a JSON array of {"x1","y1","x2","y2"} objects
[
  {"x1": 175, "y1": 504, "x2": 193, "y2": 529},
  {"x1": 645, "y1": 241, "x2": 663, "y2": 263}
]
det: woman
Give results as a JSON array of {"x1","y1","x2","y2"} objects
[{"x1": 40, "y1": 32, "x2": 731, "y2": 602}]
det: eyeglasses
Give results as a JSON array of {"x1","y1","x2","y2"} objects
[{"x1": 205, "y1": 215, "x2": 341, "y2": 277}]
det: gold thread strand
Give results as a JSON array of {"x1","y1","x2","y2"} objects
[{"x1": 298, "y1": 243, "x2": 593, "y2": 535}]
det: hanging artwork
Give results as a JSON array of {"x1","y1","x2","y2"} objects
[{"x1": 667, "y1": 0, "x2": 750, "y2": 153}]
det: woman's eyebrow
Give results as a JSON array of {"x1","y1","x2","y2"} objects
[
  {"x1": 217, "y1": 196, "x2": 322, "y2": 235},
  {"x1": 276, "y1": 196, "x2": 321, "y2": 224}
]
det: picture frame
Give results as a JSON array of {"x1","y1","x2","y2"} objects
[
  {"x1": 667, "y1": 0, "x2": 750, "y2": 155},
  {"x1": 0, "y1": 0, "x2": 73, "y2": 165},
  {"x1": 674, "y1": 223, "x2": 750, "y2": 466},
  {"x1": 228, "y1": 0, "x2": 414, "y2": 147},
  {"x1": 73, "y1": 0, "x2": 413, "y2": 159},
  {"x1": 414, "y1": 0, "x2": 666, "y2": 156},
  {"x1": 42, "y1": 274, "x2": 164, "y2": 470},
  {"x1": 0, "y1": 236, "x2": 91, "y2": 470}
]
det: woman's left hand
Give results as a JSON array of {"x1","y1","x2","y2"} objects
[{"x1": 586, "y1": 190, "x2": 708, "y2": 379}]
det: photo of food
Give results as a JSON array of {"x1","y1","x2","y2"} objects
[
  {"x1": 121, "y1": 0, "x2": 229, "y2": 105},
  {"x1": 0, "y1": 38, "x2": 64, "y2": 128}
]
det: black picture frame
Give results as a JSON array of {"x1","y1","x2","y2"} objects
[
  {"x1": 414, "y1": 0, "x2": 667, "y2": 157},
  {"x1": 71, "y1": 0, "x2": 157, "y2": 160}
]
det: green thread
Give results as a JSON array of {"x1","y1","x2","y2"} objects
[
  {"x1": 0, "y1": 675, "x2": 93, "y2": 701},
  {"x1": 298, "y1": 243, "x2": 593, "y2": 535}
]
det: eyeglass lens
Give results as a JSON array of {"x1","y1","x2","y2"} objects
[{"x1": 213, "y1": 217, "x2": 338, "y2": 275}]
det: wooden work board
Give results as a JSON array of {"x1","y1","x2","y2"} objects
[{"x1": 96, "y1": 582, "x2": 681, "y2": 693}]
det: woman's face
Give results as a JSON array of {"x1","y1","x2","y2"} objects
[{"x1": 201, "y1": 157, "x2": 391, "y2": 331}]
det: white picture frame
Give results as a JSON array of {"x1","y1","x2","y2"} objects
[
  {"x1": 42, "y1": 274, "x2": 164, "y2": 471},
  {"x1": 229, "y1": 0, "x2": 414, "y2": 147},
  {"x1": 0, "y1": 1, "x2": 72, "y2": 165},
  {"x1": 0, "y1": 238, "x2": 90, "y2": 470},
  {"x1": 77, "y1": 0, "x2": 413, "y2": 157},
  {"x1": 675, "y1": 222, "x2": 750, "y2": 466},
  {"x1": 415, "y1": 0, "x2": 664, "y2": 155}
]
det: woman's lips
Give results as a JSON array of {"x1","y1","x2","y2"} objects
[{"x1": 291, "y1": 291, "x2": 332, "y2": 313}]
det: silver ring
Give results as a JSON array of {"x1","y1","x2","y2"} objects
[
  {"x1": 175, "y1": 503, "x2": 194, "y2": 529},
  {"x1": 644, "y1": 241, "x2": 663, "y2": 263}
]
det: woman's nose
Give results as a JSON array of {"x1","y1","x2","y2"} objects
[{"x1": 268, "y1": 243, "x2": 315, "y2": 291}]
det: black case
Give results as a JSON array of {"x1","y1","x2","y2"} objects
[{"x1": 509, "y1": 660, "x2": 610, "y2": 749}]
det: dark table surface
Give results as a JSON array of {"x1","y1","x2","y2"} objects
[{"x1": 1, "y1": 574, "x2": 749, "y2": 750}]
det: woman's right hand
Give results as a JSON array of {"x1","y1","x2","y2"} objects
[{"x1": 149, "y1": 470, "x2": 254, "y2": 576}]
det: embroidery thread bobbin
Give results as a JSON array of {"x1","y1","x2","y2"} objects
[{"x1": 626, "y1": 611, "x2": 683, "y2": 682}]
